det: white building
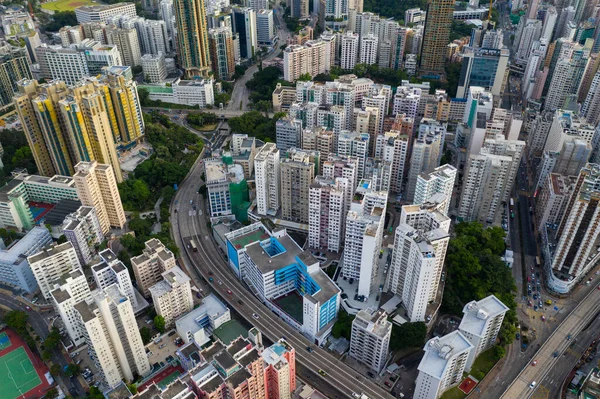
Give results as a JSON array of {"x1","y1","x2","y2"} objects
[
  {"x1": 458, "y1": 295, "x2": 508, "y2": 371},
  {"x1": 35, "y1": 45, "x2": 89, "y2": 85},
  {"x1": 28, "y1": 242, "x2": 81, "y2": 300},
  {"x1": 337, "y1": 131, "x2": 369, "y2": 178},
  {"x1": 414, "y1": 331, "x2": 474, "y2": 399},
  {"x1": 308, "y1": 176, "x2": 348, "y2": 252},
  {"x1": 0, "y1": 227, "x2": 52, "y2": 293},
  {"x1": 175, "y1": 293, "x2": 230, "y2": 345},
  {"x1": 375, "y1": 130, "x2": 410, "y2": 194},
  {"x1": 92, "y1": 249, "x2": 139, "y2": 309},
  {"x1": 141, "y1": 53, "x2": 167, "y2": 83},
  {"x1": 75, "y1": 284, "x2": 151, "y2": 387},
  {"x1": 130, "y1": 238, "x2": 176, "y2": 297},
  {"x1": 50, "y1": 268, "x2": 92, "y2": 347},
  {"x1": 276, "y1": 117, "x2": 302, "y2": 151},
  {"x1": 340, "y1": 31, "x2": 359, "y2": 70},
  {"x1": 414, "y1": 164, "x2": 457, "y2": 216},
  {"x1": 62, "y1": 206, "x2": 104, "y2": 266},
  {"x1": 149, "y1": 266, "x2": 193, "y2": 328},
  {"x1": 256, "y1": 9, "x2": 275, "y2": 46},
  {"x1": 359, "y1": 34, "x2": 378, "y2": 65},
  {"x1": 204, "y1": 158, "x2": 246, "y2": 218},
  {"x1": 342, "y1": 183, "x2": 387, "y2": 298},
  {"x1": 349, "y1": 308, "x2": 392, "y2": 372},
  {"x1": 254, "y1": 143, "x2": 281, "y2": 216},
  {"x1": 75, "y1": 3, "x2": 137, "y2": 23},
  {"x1": 140, "y1": 78, "x2": 214, "y2": 107},
  {"x1": 393, "y1": 86, "x2": 421, "y2": 119},
  {"x1": 387, "y1": 201, "x2": 450, "y2": 322}
]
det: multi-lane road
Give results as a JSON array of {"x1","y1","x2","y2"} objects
[{"x1": 170, "y1": 152, "x2": 393, "y2": 399}]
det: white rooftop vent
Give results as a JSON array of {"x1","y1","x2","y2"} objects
[
  {"x1": 477, "y1": 309, "x2": 489, "y2": 319},
  {"x1": 438, "y1": 345, "x2": 453, "y2": 359}
]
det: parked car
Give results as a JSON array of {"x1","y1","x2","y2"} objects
[{"x1": 318, "y1": 369, "x2": 327, "y2": 376}]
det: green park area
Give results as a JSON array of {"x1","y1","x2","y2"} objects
[{"x1": 41, "y1": 0, "x2": 96, "y2": 12}]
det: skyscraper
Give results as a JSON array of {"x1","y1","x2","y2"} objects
[
  {"x1": 414, "y1": 164, "x2": 457, "y2": 215},
  {"x1": 349, "y1": 308, "x2": 392, "y2": 372},
  {"x1": 280, "y1": 148, "x2": 317, "y2": 224},
  {"x1": 419, "y1": 0, "x2": 455, "y2": 75},
  {"x1": 174, "y1": 0, "x2": 211, "y2": 77},
  {"x1": 208, "y1": 26, "x2": 235, "y2": 80},
  {"x1": 254, "y1": 143, "x2": 280, "y2": 216},
  {"x1": 149, "y1": 266, "x2": 193, "y2": 327},
  {"x1": 130, "y1": 238, "x2": 177, "y2": 297},
  {"x1": 28, "y1": 242, "x2": 81, "y2": 300},
  {"x1": 232, "y1": 7, "x2": 257, "y2": 60},
  {"x1": 309, "y1": 176, "x2": 347, "y2": 252}
]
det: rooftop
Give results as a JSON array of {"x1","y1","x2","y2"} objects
[
  {"x1": 227, "y1": 369, "x2": 252, "y2": 388},
  {"x1": 214, "y1": 351, "x2": 237, "y2": 371},
  {"x1": 418, "y1": 331, "x2": 473, "y2": 379},
  {"x1": 354, "y1": 308, "x2": 392, "y2": 338},
  {"x1": 27, "y1": 241, "x2": 74, "y2": 265},
  {"x1": 175, "y1": 294, "x2": 229, "y2": 334},
  {"x1": 458, "y1": 295, "x2": 509, "y2": 337}
]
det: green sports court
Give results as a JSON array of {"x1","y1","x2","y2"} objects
[{"x1": 0, "y1": 346, "x2": 42, "y2": 399}]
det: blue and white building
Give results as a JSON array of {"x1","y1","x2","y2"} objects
[
  {"x1": 0, "y1": 226, "x2": 52, "y2": 292},
  {"x1": 175, "y1": 293, "x2": 231, "y2": 345},
  {"x1": 225, "y1": 222, "x2": 340, "y2": 343}
]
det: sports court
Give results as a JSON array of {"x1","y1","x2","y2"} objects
[
  {"x1": 0, "y1": 347, "x2": 42, "y2": 399},
  {"x1": 272, "y1": 292, "x2": 303, "y2": 324},
  {"x1": 29, "y1": 202, "x2": 54, "y2": 223},
  {"x1": 0, "y1": 332, "x2": 11, "y2": 350},
  {"x1": 0, "y1": 329, "x2": 51, "y2": 399},
  {"x1": 458, "y1": 375, "x2": 478, "y2": 394}
]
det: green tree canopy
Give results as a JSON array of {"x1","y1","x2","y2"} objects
[
  {"x1": 140, "y1": 327, "x2": 152, "y2": 345},
  {"x1": 154, "y1": 315, "x2": 165, "y2": 333},
  {"x1": 390, "y1": 322, "x2": 427, "y2": 351}
]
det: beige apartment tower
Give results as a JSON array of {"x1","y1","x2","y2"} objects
[
  {"x1": 419, "y1": 0, "x2": 455, "y2": 75},
  {"x1": 73, "y1": 161, "x2": 126, "y2": 234},
  {"x1": 280, "y1": 148, "x2": 318, "y2": 224},
  {"x1": 130, "y1": 238, "x2": 177, "y2": 297},
  {"x1": 149, "y1": 266, "x2": 193, "y2": 327}
]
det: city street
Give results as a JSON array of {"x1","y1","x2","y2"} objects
[{"x1": 170, "y1": 152, "x2": 394, "y2": 399}]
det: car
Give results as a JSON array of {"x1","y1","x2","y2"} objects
[
  {"x1": 352, "y1": 393, "x2": 361, "y2": 399},
  {"x1": 196, "y1": 292, "x2": 202, "y2": 299},
  {"x1": 367, "y1": 372, "x2": 375, "y2": 378},
  {"x1": 218, "y1": 280, "x2": 223, "y2": 286},
  {"x1": 168, "y1": 331, "x2": 176, "y2": 337},
  {"x1": 146, "y1": 319, "x2": 153, "y2": 324},
  {"x1": 531, "y1": 360, "x2": 537, "y2": 366},
  {"x1": 541, "y1": 316, "x2": 546, "y2": 321},
  {"x1": 209, "y1": 277, "x2": 214, "y2": 282},
  {"x1": 227, "y1": 289, "x2": 233, "y2": 295},
  {"x1": 25, "y1": 306, "x2": 31, "y2": 311},
  {"x1": 147, "y1": 351, "x2": 153, "y2": 357},
  {"x1": 567, "y1": 334, "x2": 572, "y2": 340},
  {"x1": 516, "y1": 333, "x2": 521, "y2": 340},
  {"x1": 306, "y1": 346, "x2": 313, "y2": 352},
  {"x1": 159, "y1": 344, "x2": 167, "y2": 349},
  {"x1": 76, "y1": 359, "x2": 82, "y2": 365},
  {"x1": 318, "y1": 369, "x2": 327, "y2": 376},
  {"x1": 252, "y1": 313, "x2": 259, "y2": 319},
  {"x1": 384, "y1": 381, "x2": 392, "y2": 387},
  {"x1": 553, "y1": 351, "x2": 559, "y2": 357},
  {"x1": 597, "y1": 285, "x2": 600, "y2": 290},
  {"x1": 529, "y1": 381, "x2": 536, "y2": 389}
]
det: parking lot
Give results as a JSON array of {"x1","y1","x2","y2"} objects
[{"x1": 147, "y1": 330, "x2": 183, "y2": 366}]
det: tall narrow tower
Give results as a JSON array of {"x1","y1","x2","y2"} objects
[
  {"x1": 174, "y1": 0, "x2": 211, "y2": 78},
  {"x1": 419, "y1": 0, "x2": 455, "y2": 76}
]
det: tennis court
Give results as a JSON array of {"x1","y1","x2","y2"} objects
[
  {"x1": 0, "y1": 347, "x2": 42, "y2": 399},
  {"x1": 0, "y1": 332, "x2": 11, "y2": 350}
]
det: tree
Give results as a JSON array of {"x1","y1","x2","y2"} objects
[
  {"x1": 154, "y1": 315, "x2": 165, "y2": 333},
  {"x1": 331, "y1": 310, "x2": 354, "y2": 340},
  {"x1": 63, "y1": 363, "x2": 79, "y2": 377},
  {"x1": 3, "y1": 310, "x2": 28, "y2": 331},
  {"x1": 127, "y1": 384, "x2": 138, "y2": 394},
  {"x1": 50, "y1": 364, "x2": 61, "y2": 376},
  {"x1": 297, "y1": 73, "x2": 312, "y2": 81},
  {"x1": 44, "y1": 11, "x2": 77, "y2": 31},
  {"x1": 42, "y1": 350, "x2": 52, "y2": 362},
  {"x1": 128, "y1": 214, "x2": 153, "y2": 237},
  {"x1": 390, "y1": 322, "x2": 427, "y2": 351},
  {"x1": 56, "y1": 235, "x2": 68, "y2": 244},
  {"x1": 140, "y1": 326, "x2": 152, "y2": 345},
  {"x1": 45, "y1": 388, "x2": 59, "y2": 399},
  {"x1": 138, "y1": 87, "x2": 150, "y2": 106},
  {"x1": 88, "y1": 386, "x2": 104, "y2": 399},
  {"x1": 44, "y1": 327, "x2": 61, "y2": 350},
  {"x1": 492, "y1": 345, "x2": 506, "y2": 360}
]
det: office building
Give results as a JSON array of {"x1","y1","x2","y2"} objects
[
  {"x1": 342, "y1": 184, "x2": 387, "y2": 298},
  {"x1": 73, "y1": 161, "x2": 126, "y2": 234},
  {"x1": 62, "y1": 206, "x2": 104, "y2": 265},
  {"x1": 254, "y1": 143, "x2": 280, "y2": 216},
  {"x1": 405, "y1": 120, "x2": 445, "y2": 202},
  {"x1": 131, "y1": 238, "x2": 176, "y2": 297},
  {"x1": 349, "y1": 308, "x2": 392, "y2": 373},
  {"x1": 92, "y1": 249, "x2": 139, "y2": 309},
  {"x1": 175, "y1": 293, "x2": 230, "y2": 345},
  {"x1": 308, "y1": 176, "x2": 348, "y2": 252},
  {"x1": 149, "y1": 266, "x2": 193, "y2": 328},
  {"x1": 225, "y1": 223, "x2": 340, "y2": 343},
  {"x1": 28, "y1": 242, "x2": 81, "y2": 299},
  {"x1": 387, "y1": 201, "x2": 450, "y2": 322},
  {"x1": 340, "y1": 31, "x2": 359, "y2": 70},
  {"x1": 456, "y1": 47, "x2": 509, "y2": 98},
  {"x1": 414, "y1": 164, "x2": 457, "y2": 216},
  {"x1": 232, "y1": 7, "x2": 257, "y2": 60},
  {"x1": 141, "y1": 53, "x2": 167, "y2": 83},
  {"x1": 256, "y1": 9, "x2": 275, "y2": 46},
  {"x1": 75, "y1": 3, "x2": 137, "y2": 24},
  {"x1": 280, "y1": 148, "x2": 318, "y2": 224},
  {"x1": 276, "y1": 117, "x2": 303, "y2": 151},
  {"x1": 458, "y1": 295, "x2": 508, "y2": 371},
  {"x1": 414, "y1": 331, "x2": 473, "y2": 399},
  {"x1": 50, "y1": 268, "x2": 92, "y2": 347},
  {"x1": 0, "y1": 226, "x2": 52, "y2": 293},
  {"x1": 419, "y1": 0, "x2": 454, "y2": 75},
  {"x1": 173, "y1": 0, "x2": 211, "y2": 77},
  {"x1": 74, "y1": 285, "x2": 151, "y2": 387},
  {"x1": 208, "y1": 26, "x2": 235, "y2": 81}
]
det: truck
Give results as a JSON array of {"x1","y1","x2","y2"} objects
[{"x1": 190, "y1": 240, "x2": 198, "y2": 252}]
